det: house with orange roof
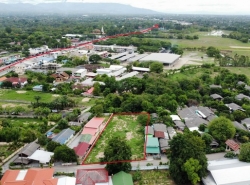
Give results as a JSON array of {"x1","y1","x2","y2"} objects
[{"x1": 1, "y1": 168, "x2": 58, "y2": 185}]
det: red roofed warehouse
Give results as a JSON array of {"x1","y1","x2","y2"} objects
[{"x1": 74, "y1": 142, "x2": 90, "y2": 159}]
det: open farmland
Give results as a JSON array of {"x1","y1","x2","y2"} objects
[{"x1": 84, "y1": 114, "x2": 145, "y2": 164}]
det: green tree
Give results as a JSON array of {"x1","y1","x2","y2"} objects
[
  {"x1": 169, "y1": 131, "x2": 207, "y2": 185},
  {"x1": 208, "y1": 117, "x2": 236, "y2": 142},
  {"x1": 206, "y1": 46, "x2": 220, "y2": 57},
  {"x1": 57, "y1": 118, "x2": 69, "y2": 129},
  {"x1": 239, "y1": 142, "x2": 250, "y2": 162},
  {"x1": 137, "y1": 114, "x2": 149, "y2": 126},
  {"x1": 139, "y1": 49, "x2": 144, "y2": 54},
  {"x1": 93, "y1": 104, "x2": 103, "y2": 116},
  {"x1": 89, "y1": 54, "x2": 102, "y2": 63},
  {"x1": 201, "y1": 133, "x2": 213, "y2": 147},
  {"x1": 34, "y1": 95, "x2": 41, "y2": 104},
  {"x1": 183, "y1": 158, "x2": 202, "y2": 185},
  {"x1": 54, "y1": 145, "x2": 77, "y2": 162},
  {"x1": 47, "y1": 141, "x2": 61, "y2": 152},
  {"x1": 93, "y1": 82, "x2": 101, "y2": 96},
  {"x1": 103, "y1": 135, "x2": 132, "y2": 175},
  {"x1": 38, "y1": 134, "x2": 48, "y2": 146},
  {"x1": 233, "y1": 110, "x2": 247, "y2": 122},
  {"x1": 150, "y1": 62, "x2": 163, "y2": 73}
]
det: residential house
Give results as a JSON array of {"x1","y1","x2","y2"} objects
[
  {"x1": 237, "y1": 81, "x2": 246, "y2": 86},
  {"x1": 0, "y1": 76, "x2": 7, "y2": 86},
  {"x1": 112, "y1": 171, "x2": 133, "y2": 185},
  {"x1": 81, "y1": 117, "x2": 105, "y2": 145},
  {"x1": 167, "y1": 127, "x2": 177, "y2": 139},
  {"x1": 18, "y1": 142, "x2": 40, "y2": 158},
  {"x1": 78, "y1": 112, "x2": 92, "y2": 123},
  {"x1": 73, "y1": 69, "x2": 87, "y2": 78},
  {"x1": 146, "y1": 137, "x2": 160, "y2": 155},
  {"x1": 173, "y1": 120, "x2": 185, "y2": 130},
  {"x1": 159, "y1": 138, "x2": 170, "y2": 153},
  {"x1": 226, "y1": 103, "x2": 245, "y2": 112},
  {"x1": 73, "y1": 142, "x2": 90, "y2": 159},
  {"x1": 1, "y1": 168, "x2": 58, "y2": 185},
  {"x1": 51, "y1": 72, "x2": 70, "y2": 82},
  {"x1": 27, "y1": 150, "x2": 54, "y2": 164},
  {"x1": 241, "y1": 118, "x2": 250, "y2": 131},
  {"x1": 75, "y1": 169, "x2": 109, "y2": 185},
  {"x1": 245, "y1": 85, "x2": 250, "y2": 91},
  {"x1": 52, "y1": 128, "x2": 75, "y2": 145},
  {"x1": 33, "y1": 85, "x2": 43, "y2": 92},
  {"x1": 235, "y1": 93, "x2": 250, "y2": 101},
  {"x1": 225, "y1": 139, "x2": 240, "y2": 154},
  {"x1": 210, "y1": 94, "x2": 223, "y2": 100},
  {"x1": 202, "y1": 159, "x2": 250, "y2": 185},
  {"x1": 209, "y1": 84, "x2": 222, "y2": 89},
  {"x1": 14, "y1": 63, "x2": 27, "y2": 75},
  {"x1": 5, "y1": 77, "x2": 28, "y2": 87},
  {"x1": 82, "y1": 87, "x2": 94, "y2": 96},
  {"x1": 153, "y1": 124, "x2": 167, "y2": 132},
  {"x1": 145, "y1": 126, "x2": 154, "y2": 137},
  {"x1": 57, "y1": 177, "x2": 76, "y2": 185},
  {"x1": 233, "y1": 121, "x2": 248, "y2": 131},
  {"x1": 185, "y1": 117, "x2": 209, "y2": 130}
]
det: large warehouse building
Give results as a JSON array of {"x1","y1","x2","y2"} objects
[{"x1": 139, "y1": 53, "x2": 181, "y2": 66}]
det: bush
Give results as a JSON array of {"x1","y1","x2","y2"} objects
[
  {"x1": 224, "y1": 151, "x2": 237, "y2": 159},
  {"x1": 132, "y1": 170, "x2": 142, "y2": 181}
]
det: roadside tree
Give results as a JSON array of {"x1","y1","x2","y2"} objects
[
  {"x1": 239, "y1": 142, "x2": 250, "y2": 162},
  {"x1": 103, "y1": 135, "x2": 132, "y2": 175}
]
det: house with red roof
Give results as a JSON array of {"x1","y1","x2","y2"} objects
[
  {"x1": 82, "y1": 117, "x2": 105, "y2": 137},
  {"x1": 74, "y1": 142, "x2": 90, "y2": 159},
  {"x1": 76, "y1": 169, "x2": 109, "y2": 185},
  {"x1": 1, "y1": 168, "x2": 58, "y2": 185},
  {"x1": 4, "y1": 77, "x2": 28, "y2": 87}
]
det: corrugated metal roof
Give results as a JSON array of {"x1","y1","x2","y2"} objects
[
  {"x1": 85, "y1": 117, "x2": 105, "y2": 129},
  {"x1": 52, "y1": 128, "x2": 75, "y2": 144},
  {"x1": 139, "y1": 53, "x2": 180, "y2": 64},
  {"x1": 76, "y1": 169, "x2": 108, "y2": 185}
]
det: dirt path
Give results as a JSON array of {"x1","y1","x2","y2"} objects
[{"x1": 230, "y1": 46, "x2": 250, "y2": 49}]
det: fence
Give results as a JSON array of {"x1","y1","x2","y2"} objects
[{"x1": 131, "y1": 165, "x2": 169, "y2": 170}]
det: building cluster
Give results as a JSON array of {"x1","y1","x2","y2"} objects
[
  {"x1": 1, "y1": 168, "x2": 133, "y2": 185},
  {"x1": 0, "y1": 54, "x2": 22, "y2": 65}
]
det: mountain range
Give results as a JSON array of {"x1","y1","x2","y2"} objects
[{"x1": 0, "y1": 2, "x2": 161, "y2": 15}]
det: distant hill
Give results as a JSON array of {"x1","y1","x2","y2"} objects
[{"x1": 0, "y1": 3, "x2": 161, "y2": 15}]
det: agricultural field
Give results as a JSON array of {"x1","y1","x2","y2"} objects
[
  {"x1": 84, "y1": 114, "x2": 145, "y2": 164},
  {"x1": 131, "y1": 170, "x2": 175, "y2": 185},
  {"x1": 0, "y1": 89, "x2": 55, "y2": 103},
  {"x1": 153, "y1": 31, "x2": 250, "y2": 56}
]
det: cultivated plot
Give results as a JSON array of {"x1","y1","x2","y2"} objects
[{"x1": 84, "y1": 114, "x2": 146, "y2": 164}]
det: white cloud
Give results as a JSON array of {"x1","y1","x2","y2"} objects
[{"x1": 0, "y1": 0, "x2": 250, "y2": 14}]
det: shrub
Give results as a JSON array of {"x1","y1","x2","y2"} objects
[{"x1": 224, "y1": 151, "x2": 237, "y2": 159}]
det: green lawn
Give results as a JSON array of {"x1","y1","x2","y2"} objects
[
  {"x1": 131, "y1": 170, "x2": 175, "y2": 185},
  {"x1": 84, "y1": 115, "x2": 145, "y2": 164},
  {"x1": 0, "y1": 89, "x2": 55, "y2": 102},
  {"x1": 3, "y1": 118, "x2": 44, "y2": 126},
  {"x1": 223, "y1": 67, "x2": 250, "y2": 79}
]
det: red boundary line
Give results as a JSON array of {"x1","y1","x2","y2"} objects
[{"x1": 82, "y1": 112, "x2": 150, "y2": 165}]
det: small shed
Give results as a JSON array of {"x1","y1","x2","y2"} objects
[{"x1": 146, "y1": 137, "x2": 160, "y2": 154}]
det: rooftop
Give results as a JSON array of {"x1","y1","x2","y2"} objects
[
  {"x1": 203, "y1": 159, "x2": 250, "y2": 185},
  {"x1": 27, "y1": 150, "x2": 54, "y2": 164},
  {"x1": 74, "y1": 142, "x2": 90, "y2": 157},
  {"x1": 146, "y1": 137, "x2": 159, "y2": 147},
  {"x1": 210, "y1": 94, "x2": 223, "y2": 100},
  {"x1": 225, "y1": 139, "x2": 240, "y2": 151},
  {"x1": 85, "y1": 117, "x2": 105, "y2": 129},
  {"x1": 153, "y1": 124, "x2": 167, "y2": 132},
  {"x1": 19, "y1": 142, "x2": 40, "y2": 157},
  {"x1": 154, "y1": 131, "x2": 165, "y2": 138},
  {"x1": 112, "y1": 171, "x2": 133, "y2": 185},
  {"x1": 76, "y1": 169, "x2": 109, "y2": 185},
  {"x1": 145, "y1": 126, "x2": 154, "y2": 135},
  {"x1": 159, "y1": 139, "x2": 170, "y2": 150},
  {"x1": 226, "y1": 103, "x2": 244, "y2": 111},
  {"x1": 52, "y1": 128, "x2": 75, "y2": 144},
  {"x1": 139, "y1": 53, "x2": 180, "y2": 64}
]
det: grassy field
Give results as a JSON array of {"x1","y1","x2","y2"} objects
[
  {"x1": 131, "y1": 170, "x2": 175, "y2": 185},
  {"x1": 2, "y1": 118, "x2": 44, "y2": 126},
  {"x1": 223, "y1": 67, "x2": 250, "y2": 79},
  {"x1": 0, "y1": 89, "x2": 55, "y2": 102},
  {"x1": 0, "y1": 145, "x2": 17, "y2": 161},
  {"x1": 153, "y1": 31, "x2": 250, "y2": 56},
  {"x1": 84, "y1": 115, "x2": 145, "y2": 164}
]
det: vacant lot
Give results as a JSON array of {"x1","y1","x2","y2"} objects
[
  {"x1": 84, "y1": 115, "x2": 145, "y2": 164},
  {"x1": 0, "y1": 89, "x2": 55, "y2": 102},
  {"x1": 131, "y1": 170, "x2": 175, "y2": 185}
]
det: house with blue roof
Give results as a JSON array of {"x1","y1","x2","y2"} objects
[{"x1": 52, "y1": 128, "x2": 75, "y2": 144}]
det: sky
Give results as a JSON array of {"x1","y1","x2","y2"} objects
[{"x1": 0, "y1": 0, "x2": 250, "y2": 14}]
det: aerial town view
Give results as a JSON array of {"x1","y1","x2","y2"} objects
[{"x1": 1, "y1": 0, "x2": 250, "y2": 185}]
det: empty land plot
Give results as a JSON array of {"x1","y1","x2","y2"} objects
[
  {"x1": 223, "y1": 67, "x2": 250, "y2": 79},
  {"x1": 0, "y1": 89, "x2": 54, "y2": 102},
  {"x1": 84, "y1": 114, "x2": 145, "y2": 164},
  {"x1": 131, "y1": 170, "x2": 175, "y2": 185}
]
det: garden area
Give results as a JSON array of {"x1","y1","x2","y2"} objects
[
  {"x1": 0, "y1": 143, "x2": 23, "y2": 163},
  {"x1": 84, "y1": 114, "x2": 145, "y2": 164},
  {"x1": 131, "y1": 170, "x2": 175, "y2": 185}
]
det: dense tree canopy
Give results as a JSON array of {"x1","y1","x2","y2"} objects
[
  {"x1": 169, "y1": 131, "x2": 207, "y2": 185},
  {"x1": 54, "y1": 145, "x2": 77, "y2": 162},
  {"x1": 208, "y1": 117, "x2": 236, "y2": 142},
  {"x1": 239, "y1": 142, "x2": 250, "y2": 162},
  {"x1": 102, "y1": 135, "x2": 132, "y2": 175}
]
